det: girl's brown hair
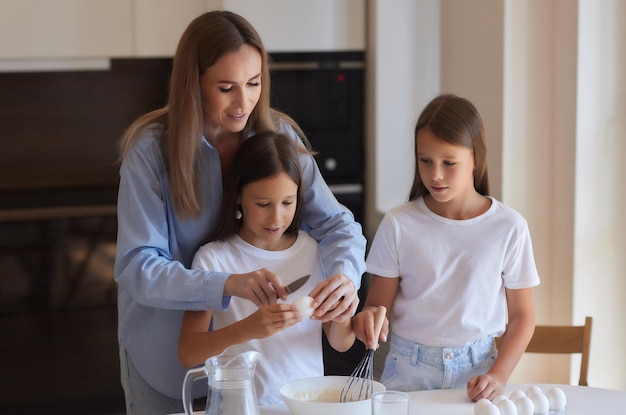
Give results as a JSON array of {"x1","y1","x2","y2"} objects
[
  {"x1": 409, "y1": 94, "x2": 490, "y2": 200},
  {"x1": 117, "y1": 11, "x2": 306, "y2": 218},
  {"x1": 208, "y1": 132, "x2": 311, "y2": 242}
]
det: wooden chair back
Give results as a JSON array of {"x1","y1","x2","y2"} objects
[{"x1": 497, "y1": 316, "x2": 592, "y2": 386}]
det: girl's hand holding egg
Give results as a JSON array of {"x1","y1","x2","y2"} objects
[{"x1": 292, "y1": 296, "x2": 315, "y2": 319}]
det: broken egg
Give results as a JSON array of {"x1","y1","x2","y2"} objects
[{"x1": 292, "y1": 296, "x2": 314, "y2": 318}]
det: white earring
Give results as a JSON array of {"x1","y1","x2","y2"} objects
[{"x1": 235, "y1": 206, "x2": 242, "y2": 220}]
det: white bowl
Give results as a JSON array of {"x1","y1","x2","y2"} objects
[{"x1": 280, "y1": 375, "x2": 386, "y2": 415}]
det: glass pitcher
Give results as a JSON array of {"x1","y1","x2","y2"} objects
[{"x1": 182, "y1": 347, "x2": 261, "y2": 415}]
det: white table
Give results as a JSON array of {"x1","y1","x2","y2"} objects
[
  {"x1": 267, "y1": 384, "x2": 626, "y2": 415},
  {"x1": 403, "y1": 384, "x2": 626, "y2": 415},
  {"x1": 175, "y1": 384, "x2": 626, "y2": 415}
]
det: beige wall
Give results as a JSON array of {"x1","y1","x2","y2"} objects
[
  {"x1": 573, "y1": 0, "x2": 626, "y2": 389},
  {"x1": 364, "y1": 0, "x2": 441, "y2": 237},
  {"x1": 440, "y1": 0, "x2": 504, "y2": 201},
  {"x1": 499, "y1": 0, "x2": 578, "y2": 384}
]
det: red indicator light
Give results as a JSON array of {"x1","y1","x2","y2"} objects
[{"x1": 336, "y1": 73, "x2": 346, "y2": 82}]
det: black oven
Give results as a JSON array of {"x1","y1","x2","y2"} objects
[{"x1": 269, "y1": 51, "x2": 364, "y2": 224}]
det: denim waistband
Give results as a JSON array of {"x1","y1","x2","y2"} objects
[{"x1": 389, "y1": 333, "x2": 496, "y2": 368}]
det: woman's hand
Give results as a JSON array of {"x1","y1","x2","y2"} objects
[
  {"x1": 224, "y1": 268, "x2": 290, "y2": 306},
  {"x1": 352, "y1": 305, "x2": 389, "y2": 350},
  {"x1": 308, "y1": 274, "x2": 359, "y2": 323},
  {"x1": 244, "y1": 303, "x2": 302, "y2": 339}
]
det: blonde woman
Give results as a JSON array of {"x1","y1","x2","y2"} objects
[{"x1": 115, "y1": 11, "x2": 365, "y2": 415}]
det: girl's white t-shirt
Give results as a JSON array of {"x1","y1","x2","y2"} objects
[
  {"x1": 192, "y1": 230, "x2": 325, "y2": 405},
  {"x1": 366, "y1": 196, "x2": 540, "y2": 347}
]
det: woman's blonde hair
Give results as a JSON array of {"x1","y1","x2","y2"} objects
[{"x1": 118, "y1": 10, "x2": 305, "y2": 218}]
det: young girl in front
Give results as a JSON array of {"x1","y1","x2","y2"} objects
[
  {"x1": 178, "y1": 132, "x2": 356, "y2": 405},
  {"x1": 352, "y1": 94, "x2": 540, "y2": 401}
]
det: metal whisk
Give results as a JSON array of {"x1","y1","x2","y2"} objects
[{"x1": 340, "y1": 306, "x2": 387, "y2": 402}]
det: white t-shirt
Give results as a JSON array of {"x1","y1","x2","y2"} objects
[
  {"x1": 366, "y1": 196, "x2": 540, "y2": 347},
  {"x1": 191, "y1": 230, "x2": 325, "y2": 405}
]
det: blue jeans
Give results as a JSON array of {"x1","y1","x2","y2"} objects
[
  {"x1": 380, "y1": 333, "x2": 497, "y2": 391},
  {"x1": 119, "y1": 345, "x2": 186, "y2": 415}
]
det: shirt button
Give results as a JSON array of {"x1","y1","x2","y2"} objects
[{"x1": 445, "y1": 352, "x2": 454, "y2": 359}]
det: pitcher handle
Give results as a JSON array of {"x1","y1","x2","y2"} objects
[{"x1": 182, "y1": 366, "x2": 207, "y2": 415}]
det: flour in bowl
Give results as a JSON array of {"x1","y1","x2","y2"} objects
[{"x1": 294, "y1": 388, "x2": 342, "y2": 403}]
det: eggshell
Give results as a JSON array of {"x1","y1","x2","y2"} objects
[
  {"x1": 492, "y1": 394, "x2": 509, "y2": 406},
  {"x1": 515, "y1": 396, "x2": 534, "y2": 415},
  {"x1": 546, "y1": 387, "x2": 567, "y2": 410},
  {"x1": 292, "y1": 296, "x2": 314, "y2": 318},
  {"x1": 509, "y1": 389, "x2": 527, "y2": 401},
  {"x1": 477, "y1": 402, "x2": 500, "y2": 415},
  {"x1": 474, "y1": 398, "x2": 493, "y2": 415},
  {"x1": 497, "y1": 398, "x2": 518, "y2": 415},
  {"x1": 526, "y1": 385, "x2": 543, "y2": 397},
  {"x1": 530, "y1": 392, "x2": 550, "y2": 414}
]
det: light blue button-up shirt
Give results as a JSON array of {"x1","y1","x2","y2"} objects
[{"x1": 114, "y1": 122, "x2": 366, "y2": 398}]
